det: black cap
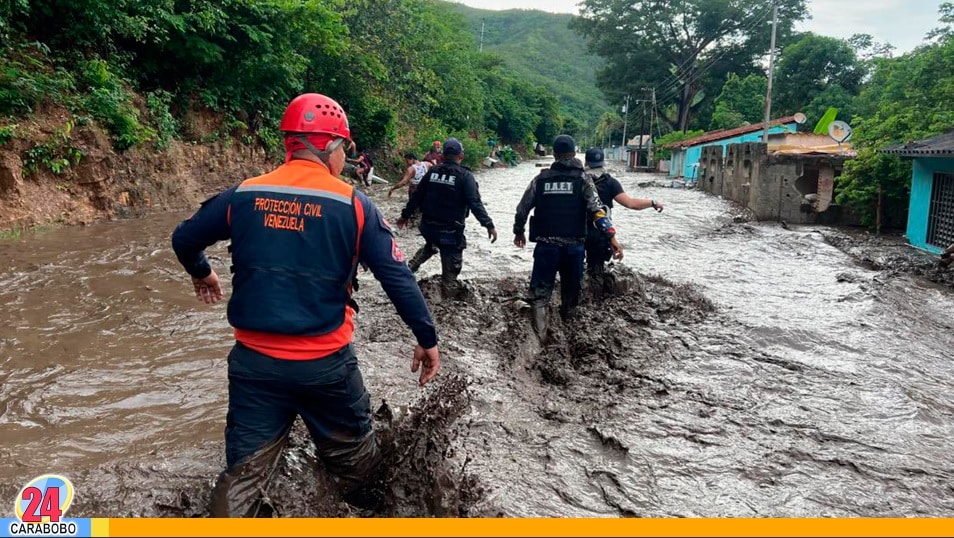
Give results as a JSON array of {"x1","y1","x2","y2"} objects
[
  {"x1": 443, "y1": 137, "x2": 463, "y2": 156},
  {"x1": 553, "y1": 134, "x2": 576, "y2": 155},
  {"x1": 585, "y1": 147, "x2": 605, "y2": 168}
]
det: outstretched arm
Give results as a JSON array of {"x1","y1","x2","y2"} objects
[
  {"x1": 389, "y1": 166, "x2": 415, "y2": 197},
  {"x1": 615, "y1": 192, "x2": 664, "y2": 212}
]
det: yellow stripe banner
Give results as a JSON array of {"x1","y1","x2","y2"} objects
[{"x1": 96, "y1": 518, "x2": 954, "y2": 537}]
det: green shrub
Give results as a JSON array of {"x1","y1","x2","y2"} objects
[
  {"x1": 145, "y1": 90, "x2": 178, "y2": 150},
  {"x1": 78, "y1": 59, "x2": 152, "y2": 151},
  {"x1": 0, "y1": 124, "x2": 16, "y2": 145},
  {"x1": 0, "y1": 44, "x2": 74, "y2": 116},
  {"x1": 23, "y1": 121, "x2": 83, "y2": 175}
]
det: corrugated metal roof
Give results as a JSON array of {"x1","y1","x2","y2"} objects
[
  {"x1": 663, "y1": 116, "x2": 798, "y2": 149},
  {"x1": 878, "y1": 131, "x2": 954, "y2": 157}
]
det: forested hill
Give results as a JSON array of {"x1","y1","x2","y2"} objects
[{"x1": 448, "y1": 3, "x2": 610, "y2": 131}]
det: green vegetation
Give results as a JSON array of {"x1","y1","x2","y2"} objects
[
  {"x1": 23, "y1": 121, "x2": 82, "y2": 175},
  {"x1": 653, "y1": 130, "x2": 705, "y2": 160},
  {"x1": 0, "y1": 0, "x2": 576, "y2": 174},
  {"x1": 449, "y1": 5, "x2": 610, "y2": 136}
]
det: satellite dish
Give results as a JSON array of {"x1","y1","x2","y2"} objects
[
  {"x1": 793, "y1": 112, "x2": 807, "y2": 124},
  {"x1": 828, "y1": 120, "x2": 853, "y2": 143}
]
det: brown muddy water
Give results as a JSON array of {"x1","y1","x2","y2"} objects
[{"x1": 1, "y1": 158, "x2": 953, "y2": 517}]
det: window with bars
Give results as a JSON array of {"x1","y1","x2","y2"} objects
[{"x1": 927, "y1": 172, "x2": 954, "y2": 248}]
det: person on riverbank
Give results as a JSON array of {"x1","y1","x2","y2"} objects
[
  {"x1": 583, "y1": 147, "x2": 663, "y2": 295},
  {"x1": 397, "y1": 138, "x2": 497, "y2": 297},
  {"x1": 423, "y1": 140, "x2": 443, "y2": 165},
  {"x1": 388, "y1": 152, "x2": 431, "y2": 200},
  {"x1": 171, "y1": 92, "x2": 440, "y2": 517},
  {"x1": 513, "y1": 135, "x2": 623, "y2": 336},
  {"x1": 348, "y1": 148, "x2": 374, "y2": 187}
]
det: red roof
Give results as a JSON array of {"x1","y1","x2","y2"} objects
[{"x1": 663, "y1": 116, "x2": 798, "y2": 149}]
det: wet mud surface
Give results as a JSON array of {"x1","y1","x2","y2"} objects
[{"x1": 2, "y1": 159, "x2": 954, "y2": 517}]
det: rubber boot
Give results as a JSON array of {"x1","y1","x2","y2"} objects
[{"x1": 531, "y1": 304, "x2": 548, "y2": 338}]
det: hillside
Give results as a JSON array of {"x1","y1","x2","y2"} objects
[{"x1": 447, "y1": 3, "x2": 610, "y2": 130}]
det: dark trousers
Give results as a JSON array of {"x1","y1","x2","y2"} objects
[
  {"x1": 529, "y1": 241, "x2": 585, "y2": 320},
  {"x1": 584, "y1": 232, "x2": 612, "y2": 278},
  {"x1": 210, "y1": 343, "x2": 380, "y2": 517},
  {"x1": 407, "y1": 222, "x2": 465, "y2": 287}
]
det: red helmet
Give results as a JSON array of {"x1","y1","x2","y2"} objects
[{"x1": 279, "y1": 93, "x2": 350, "y2": 140}]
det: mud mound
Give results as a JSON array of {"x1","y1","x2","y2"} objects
[
  {"x1": 530, "y1": 267, "x2": 714, "y2": 395},
  {"x1": 62, "y1": 375, "x2": 479, "y2": 518},
  {"x1": 819, "y1": 228, "x2": 954, "y2": 287}
]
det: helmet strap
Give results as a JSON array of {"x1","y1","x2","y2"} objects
[{"x1": 296, "y1": 135, "x2": 345, "y2": 167}]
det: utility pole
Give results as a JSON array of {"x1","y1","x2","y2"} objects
[
  {"x1": 762, "y1": 0, "x2": 779, "y2": 143},
  {"x1": 642, "y1": 87, "x2": 656, "y2": 166},
  {"x1": 620, "y1": 94, "x2": 630, "y2": 162},
  {"x1": 480, "y1": 18, "x2": 485, "y2": 52},
  {"x1": 638, "y1": 99, "x2": 647, "y2": 167}
]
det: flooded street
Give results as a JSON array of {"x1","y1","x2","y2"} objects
[{"x1": 1, "y1": 158, "x2": 953, "y2": 517}]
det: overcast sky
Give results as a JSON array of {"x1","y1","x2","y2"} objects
[{"x1": 448, "y1": 0, "x2": 944, "y2": 54}]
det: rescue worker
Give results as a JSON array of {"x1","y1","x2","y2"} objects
[
  {"x1": 388, "y1": 152, "x2": 431, "y2": 199},
  {"x1": 423, "y1": 140, "x2": 443, "y2": 165},
  {"x1": 397, "y1": 138, "x2": 497, "y2": 296},
  {"x1": 513, "y1": 135, "x2": 623, "y2": 336},
  {"x1": 171, "y1": 93, "x2": 440, "y2": 517},
  {"x1": 583, "y1": 147, "x2": 663, "y2": 294}
]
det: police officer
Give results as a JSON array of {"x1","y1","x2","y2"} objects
[
  {"x1": 513, "y1": 135, "x2": 623, "y2": 336},
  {"x1": 397, "y1": 138, "x2": 497, "y2": 296},
  {"x1": 584, "y1": 147, "x2": 664, "y2": 293},
  {"x1": 171, "y1": 93, "x2": 440, "y2": 516}
]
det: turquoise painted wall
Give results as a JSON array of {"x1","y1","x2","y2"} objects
[
  {"x1": 668, "y1": 123, "x2": 798, "y2": 178},
  {"x1": 907, "y1": 157, "x2": 954, "y2": 252}
]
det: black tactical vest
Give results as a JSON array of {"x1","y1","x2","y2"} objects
[
  {"x1": 420, "y1": 161, "x2": 468, "y2": 227},
  {"x1": 531, "y1": 167, "x2": 587, "y2": 240}
]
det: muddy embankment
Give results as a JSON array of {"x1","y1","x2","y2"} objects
[{"x1": 0, "y1": 106, "x2": 271, "y2": 231}]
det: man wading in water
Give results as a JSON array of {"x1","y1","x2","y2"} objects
[{"x1": 172, "y1": 92, "x2": 440, "y2": 516}]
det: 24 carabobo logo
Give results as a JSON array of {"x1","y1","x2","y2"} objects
[
  {"x1": 15, "y1": 475, "x2": 73, "y2": 523},
  {"x1": 3, "y1": 474, "x2": 87, "y2": 538}
]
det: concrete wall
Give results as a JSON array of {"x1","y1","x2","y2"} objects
[
  {"x1": 669, "y1": 149, "x2": 686, "y2": 178},
  {"x1": 669, "y1": 123, "x2": 797, "y2": 179},
  {"x1": 700, "y1": 141, "x2": 849, "y2": 224},
  {"x1": 907, "y1": 157, "x2": 954, "y2": 252}
]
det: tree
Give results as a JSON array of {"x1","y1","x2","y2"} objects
[
  {"x1": 711, "y1": 73, "x2": 766, "y2": 130},
  {"x1": 835, "y1": 7, "x2": 954, "y2": 228},
  {"x1": 572, "y1": 0, "x2": 807, "y2": 131},
  {"x1": 774, "y1": 33, "x2": 864, "y2": 118}
]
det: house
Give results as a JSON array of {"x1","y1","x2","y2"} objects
[
  {"x1": 879, "y1": 132, "x2": 954, "y2": 253},
  {"x1": 664, "y1": 117, "x2": 799, "y2": 181},
  {"x1": 698, "y1": 133, "x2": 855, "y2": 224},
  {"x1": 625, "y1": 135, "x2": 652, "y2": 168}
]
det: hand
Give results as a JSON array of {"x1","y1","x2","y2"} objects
[
  {"x1": 396, "y1": 217, "x2": 409, "y2": 229},
  {"x1": 610, "y1": 237, "x2": 624, "y2": 261},
  {"x1": 487, "y1": 227, "x2": 498, "y2": 243},
  {"x1": 514, "y1": 234, "x2": 526, "y2": 248},
  {"x1": 651, "y1": 200, "x2": 664, "y2": 212},
  {"x1": 411, "y1": 345, "x2": 441, "y2": 386},
  {"x1": 388, "y1": 189, "x2": 395, "y2": 198},
  {"x1": 192, "y1": 271, "x2": 223, "y2": 304}
]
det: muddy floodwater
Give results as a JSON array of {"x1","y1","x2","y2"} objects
[{"x1": 1, "y1": 158, "x2": 953, "y2": 517}]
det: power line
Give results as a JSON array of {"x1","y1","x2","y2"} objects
[{"x1": 649, "y1": 4, "x2": 775, "y2": 107}]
